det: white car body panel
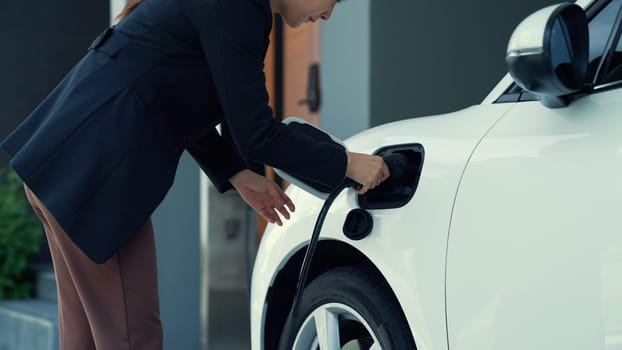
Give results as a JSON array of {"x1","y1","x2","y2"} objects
[
  {"x1": 251, "y1": 103, "x2": 515, "y2": 350},
  {"x1": 447, "y1": 89, "x2": 622, "y2": 350}
]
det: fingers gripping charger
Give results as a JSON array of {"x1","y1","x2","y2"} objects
[{"x1": 273, "y1": 118, "x2": 410, "y2": 348}]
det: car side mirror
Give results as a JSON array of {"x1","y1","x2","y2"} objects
[
  {"x1": 506, "y1": 3, "x2": 588, "y2": 108},
  {"x1": 273, "y1": 117, "x2": 347, "y2": 200}
]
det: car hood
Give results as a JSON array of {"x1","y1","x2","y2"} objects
[{"x1": 343, "y1": 104, "x2": 513, "y2": 155}]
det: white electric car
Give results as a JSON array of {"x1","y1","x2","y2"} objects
[{"x1": 251, "y1": 0, "x2": 622, "y2": 349}]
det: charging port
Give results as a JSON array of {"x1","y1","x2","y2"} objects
[{"x1": 357, "y1": 144, "x2": 424, "y2": 210}]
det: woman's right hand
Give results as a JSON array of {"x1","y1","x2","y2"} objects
[
  {"x1": 345, "y1": 151, "x2": 390, "y2": 194},
  {"x1": 229, "y1": 169, "x2": 295, "y2": 226}
]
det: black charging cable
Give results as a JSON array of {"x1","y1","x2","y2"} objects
[{"x1": 283, "y1": 177, "x2": 361, "y2": 345}]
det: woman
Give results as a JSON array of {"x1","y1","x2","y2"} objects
[{"x1": 1, "y1": 0, "x2": 389, "y2": 348}]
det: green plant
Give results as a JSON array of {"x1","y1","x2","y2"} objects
[{"x1": 0, "y1": 166, "x2": 43, "y2": 299}]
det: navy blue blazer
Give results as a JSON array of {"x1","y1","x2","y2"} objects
[{"x1": 1, "y1": 0, "x2": 347, "y2": 263}]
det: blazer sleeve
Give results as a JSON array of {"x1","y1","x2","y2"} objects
[
  {"x1": 186, "y1": 127, "x2": 248, "y2": 193},
  {"x1": 196, "y1": 0, "x2": 348, "y2": 191}
]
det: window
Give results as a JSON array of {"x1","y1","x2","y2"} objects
[
  {"x1": 587, "y1": 0, "x2": 622, "y2": 83},
  {"x1": 594, "y1": 5, "x2": 622, "y2": 85}
]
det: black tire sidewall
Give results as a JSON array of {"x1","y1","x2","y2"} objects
[{"x1": 279, "y1": 266, "x2": 416, "y2": 350}]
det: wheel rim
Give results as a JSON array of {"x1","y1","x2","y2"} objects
[{"x1": 292, "y1": 302, "x2": 382, "y2": 350}]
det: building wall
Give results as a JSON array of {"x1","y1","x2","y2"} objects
[
  {"x1": 369, "y1": 0, "x2": 559, "y2": 126},
  {"x1": 320, "y1": 0, "x2": 560, "y2": 133},
  {"x1": 151, "y1": 154, "x2": 201, "y2": 350},
  {"x1": 320, "y1": 0, "x2": 371, "y2": 140}
]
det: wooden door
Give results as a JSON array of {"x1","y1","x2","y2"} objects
[
  {"x1": 282, "y1": 22, "x2": 321, "y2": 126},
  {"x1": 259, "y1": 19, "x2": 322, "y2": 238}
]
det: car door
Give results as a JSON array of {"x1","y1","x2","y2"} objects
[{"x1": 446, "y1": 1, "x2": 622, "y2": 349}]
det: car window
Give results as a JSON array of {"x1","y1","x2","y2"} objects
[
  {"x1": 587, "y1": 0, "x2": 622, "y2": 81},
  {"x1": 596, "y1": 8, "x2": 622, "y2": 84}
]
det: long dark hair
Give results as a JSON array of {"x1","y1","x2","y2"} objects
[{"x1": 116, "y1": 0, "x2": 143, "y2": 21}]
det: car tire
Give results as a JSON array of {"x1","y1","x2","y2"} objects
[{"x1": 278, "y1": 265, "x2": 416, "y2": 350}]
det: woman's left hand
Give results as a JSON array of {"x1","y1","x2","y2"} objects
[{"x1": 229, "y1": 169, "x2": 295, "y2": 226}]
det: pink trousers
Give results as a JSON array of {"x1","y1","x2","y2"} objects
[{"x1": 24, "y1": 185, "x2": 163, "y2": 350}]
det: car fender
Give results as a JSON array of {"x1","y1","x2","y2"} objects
[{"x1": 251, "y1": 103, "x2": 515, "y2": 350}]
